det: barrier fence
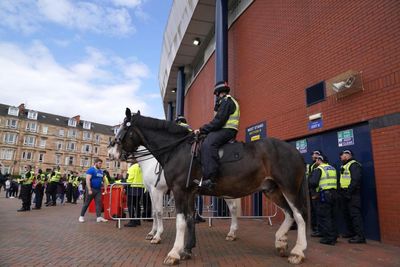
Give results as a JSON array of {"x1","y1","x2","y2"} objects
[{"x1": 98, "y1": 183, "x2": 278, "y2": 228}]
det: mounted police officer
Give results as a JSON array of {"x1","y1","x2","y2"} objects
[
  {"x1": 18, "y1": 165, "x2": 35, "y2": 212},
  {"x1": 175, "y1": 116, "x2": 192, "y2": 130},
  {"x1": 309, "y1": 155, "x2": 338, "y2": 245},
  {"x1": 194, "y1": 82, "x2": 240, "y2": 190},
  {"x1": 339, "y1": 149, "x2": 366, "y2": 244}
]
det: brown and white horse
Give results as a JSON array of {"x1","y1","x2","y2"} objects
[{"x1": 108, "y1": 109, "x2": 308, "y2": 265}]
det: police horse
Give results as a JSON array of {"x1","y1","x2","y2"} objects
[
  {"x1": 138, "y1": 152, "x2": 239, "y2": 244},
  {"x1": 108, "y1": 109, "x2": 308, "y2": 265}
]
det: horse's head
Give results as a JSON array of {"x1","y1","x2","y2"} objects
[{"x1": 108, "y1": 108, "x2": 143, "y2": 161}]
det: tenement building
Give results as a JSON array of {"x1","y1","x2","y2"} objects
[{"x1": 0, "y1": 103, "x2": 127, "y2": 177}]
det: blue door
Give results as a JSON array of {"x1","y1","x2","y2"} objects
[{"x1": 290, "y1": 122, "x2": 380, "y2": 240}]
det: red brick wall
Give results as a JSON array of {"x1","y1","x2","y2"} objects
[
  {"x1": 371, "y1": 125, "x2": 400, "y2": 245},
  {"x1": 184, "y1": 0, "x2": 400, "y2": 243}
]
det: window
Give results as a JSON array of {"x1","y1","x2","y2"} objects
[
  {"x1": 80, "y1": 157, "x2": 90, "y2": 167},
  {"x1": 25, "y1": 122, "x2": 37, "y2": 132},
  {"x1": 66, "y1": 142, "x2": 76, "y2": 151},
  {"x1": 83, "y1": 121, "x2": 91, "y2": 130},
  {"x1": 82, "y1": 144, "x2": 91, "y2": 153},
  {"x1": 23, "y1": 136, "x2": 35, "y2": 147},
  {"x1": 38, "y1": 153, "x2": 45, "y2": 163},
  {"x1": 59, "y1": 129, "x2": 65, "y2": 137},
  {"x1": 8, "y1": 106, "x2": 19, "y2": 116},
  {"x1": 83, "y1": 131, "x2": 92, "y2": 140},
  {"x1": 95, "y1": 134, "x2": 100, "y2": 144},
  {"x1": 27, "y1": 110, "x2": 38, "y2": 120},
  {"x1": 39, "y1": 138, "x2": 46, "y2": 148},
  {"x1": 42, "y1": 126, "x2": 48, "y2": 134},
  {"x1": 0, "y1": 149, "x2": 14, "y2": 160},
  {"x1": 306, "y1": 81, "x2": 326, "y2": 106},
  {"x1": 65, "y1": 156, "x2": 74, "y2": 166},
  {"x1": 94, "y1": 146, "x2": 99, "y2": 155},
  {"x1": 6, "y1": 119, "x2": 18, "y2": 129},
  {"x1": 55, "y1": 154, "x2": 62, "y2": 165},
  {"x1": 56, "y1": 141, "x2": 63, "y2": 151},
  {"x1": 22, "y1": 151, "x2": 33, "y2": 161},
  {"x1": 113, "y1": 161, "x2": 121, "y2": 168},
  {"x1": 68, "y1": 118, "x2": 77, "y2": 127},
  {"x1": 67, "y1": 129, "x2": 77, "y2": 138},
  {"x1": 3, "y1": 133, "x2": 17, "y2": 144}
]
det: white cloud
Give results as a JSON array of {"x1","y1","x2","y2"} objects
[
  {"x1": 0, "y1": 0, "x2": 142, "y2": 36},
  {"x1": 0, "y1": 41, "x2": 156, "y2": 125}
]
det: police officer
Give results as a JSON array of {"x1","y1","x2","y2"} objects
[
  {"x1": 308, "y1": 150, "x2": 323, "y2": 237},
  {"x1": 125, "y1": 159, "x2": 144, "y2": 227},
  {"x1": 33, "y1": 169, "x2": 46, "y2": 209},
  {"x1": 18, "y1": 165, "x2": 35, "y2": 212},
  {"x1": 47, "y1": 166, "x2": 61, "y2": 206},
  {"x1": 175, "y1": 116, "x2": 192, "y2": 130},
  {"x1": 71, "y1": 172, "x2": 80, "y2": 204},
  {"x1": 309, "y1": 155, "x2": 338, "y2": 245},
  {"x1": 339, "y1": 149, "x2": 366, "y2": 243},
  {"x1": 66, "y1": 172, "x2": 74, "y2": 203},
  {"x1": 194, "y1": 82, "x2": 240, "y2": 190}
]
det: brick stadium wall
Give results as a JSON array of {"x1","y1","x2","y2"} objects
[
  {"x1": 184, "y1": 0, "x2": 400, "y2": 243},
  {"x1": 371, "y1": 125, "x2": 400, "y2": 245}
]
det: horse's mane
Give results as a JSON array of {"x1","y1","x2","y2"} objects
[{"x1": 134, "y1": 114, "x2": 190, "y2": 135}]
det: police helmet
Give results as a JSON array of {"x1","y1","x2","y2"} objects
[
  {"x1": 213, "y1": 82, "x2": 230, "y2": 95},
  {"x1": 175, "y1": 116, "x2": 187, "y2": 124}
]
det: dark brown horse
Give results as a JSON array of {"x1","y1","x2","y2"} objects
[{"x1": 108, "y1": 109, "x2": 308, "y2": 265}]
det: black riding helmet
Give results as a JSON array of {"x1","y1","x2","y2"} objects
[{"x1": 213, "y1": 82, "x2": 230, "y2": 95}]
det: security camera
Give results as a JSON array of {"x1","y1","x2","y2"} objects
[{"x1": 332, "y1": 76, "x2": 355, "y2": 92}]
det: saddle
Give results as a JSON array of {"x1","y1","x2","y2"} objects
[{"x1": 191, "y1": 135, "x2": 244, "y2": 163}]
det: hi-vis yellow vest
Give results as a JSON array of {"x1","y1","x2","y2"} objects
[
  {"x1": 222, "y1": 95, "x2": 240, "y2": 130},
  {"x1": 317, "y1": 163, "x2": 337, "y2": 191},
  {"x1": 340, "y1": 160, "x2": 360, "y2": 189},
  {"x1": 23, "y1": 171, "x2": 35, "y2": 185},
  {"x1": 127, "y1": 163, "x2": 144, "y2": 188},
  {"x1": 50, "y1": 171, "x2": 61, "y2": 182},
  {"x1": 37, "y1": 173, "x2": 46, "y2": 185}
]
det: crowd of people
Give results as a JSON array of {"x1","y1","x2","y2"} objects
[{"x1": 307, "y1": 149, "x2": 366, "y2": 246}]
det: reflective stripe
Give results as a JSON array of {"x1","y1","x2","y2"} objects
[
  {"x1": 23, "y1": 171, "x2": 35, "y2": 185},
  {"x1": 178, "y1": 122, "x2": 192, "y2": 131},
  {"x1": 317, "y1": 163, "x2": 337, "y2": 191},
  {"x1": 340, "y1": 160, "x2": 359, "y2": 189},
  {"x1": 223, "y1": 95, "x2": 240, "y2": 130},
  {"x1": 50, "y1": 171, "x2": 61, "y2": 182}
]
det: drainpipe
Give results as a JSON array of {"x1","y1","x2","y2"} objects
[
  {"x1": 215, "y1": 0, "x2": 228, "y2": 86},
  {"x1": 167, "y1": 101, "x2": 174, "y2": 121},
  {"x1": 176, "y1": 66, "x2": 185, "y2": 118}
]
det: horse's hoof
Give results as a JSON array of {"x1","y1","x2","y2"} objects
[
  {"x1": 225, "y1": 235, "x2": 236, "y2": 241},
  {"x1": 288, "y1": 254, "x2": 304, "y2": 265},
  {"x1": 145, "y1": 234, "x2": 154, "y2": 240},
  {"x1": 163, "y1": 256, "x2": 179, "y2": 265},
  {"x1": 276, "y1": 247, "x2": 287, "y2": 257},
  {"x1": 180, "y1": 251, "x2": 192, "y2": 260},
  {"x1": 151, "y1": 238, "x2": 161, "y2": 244}
]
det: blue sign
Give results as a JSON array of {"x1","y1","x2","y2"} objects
[
  {"x1": 308, "y1": 119, "x2": 323, "y2": 130},
  {"x1": 245, "y1": 121, "x2": 267, "y2": 142}
]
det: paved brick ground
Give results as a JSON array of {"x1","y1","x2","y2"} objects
[{"x1": 0, "y1": 192, "x2": 399, "y2": 267}]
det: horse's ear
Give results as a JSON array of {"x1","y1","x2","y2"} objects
[
  {"x1": 126, "y1": 108, "x2": 132, "y2": 121},
  {"x1": 137, "y1": 110, "x2": 140, "y2": 115}
]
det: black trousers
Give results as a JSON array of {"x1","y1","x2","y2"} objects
[
  {"x1": 339, "y1": 190, "x2": 365, "y2": 238},
  {"x1": 66, "y1": 183, "x2": 73, "y2": 202},
  {"x1": 201, "y1": 128, "x2": 237, "y2": 180},
  {"x1": 21, "y1": 184, "x2": 32, "y2": 210},
  {"x1": 49, "y1": 182, "x2": 58, "y2": 205},
  {"x1": 127, "y1": 187, "x2": 144, "y2": 224},
  {"x1": 310, "y1": 196, "x2": 320, "y2": 232},
  {"x1": 35, "y1": 184, "x2": 44, "y2": 208},
  {"x1": 72, "y1": 186, "x2": 79, "y2": 203},
  {"x1": 317, "y1": 190, "x2": 337, "y2": 241},
  {"x1": 141, "y1": 191, "x2": 152, "y2": 218}
]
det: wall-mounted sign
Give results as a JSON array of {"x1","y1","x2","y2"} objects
[
  {"x1": 308, "y1": 119, "x2": 323, "y2": 130},
  {"x1": 296, "y1": 139, "x2": 308, "y2": 154},
  {"x1": 337, "y1": 129, "x2": 354, "y2": 147},
  {"x1": 245, "y1": 121, "x2": 266, "y2": 142}
]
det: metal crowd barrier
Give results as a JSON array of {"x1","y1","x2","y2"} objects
[{"x1": 106, "y1": 183, "x2": 277, "y2": 229}]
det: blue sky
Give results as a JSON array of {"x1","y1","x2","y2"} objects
[{"x1": 0, "y1": 0, "x2": 172, "y2": 125}]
